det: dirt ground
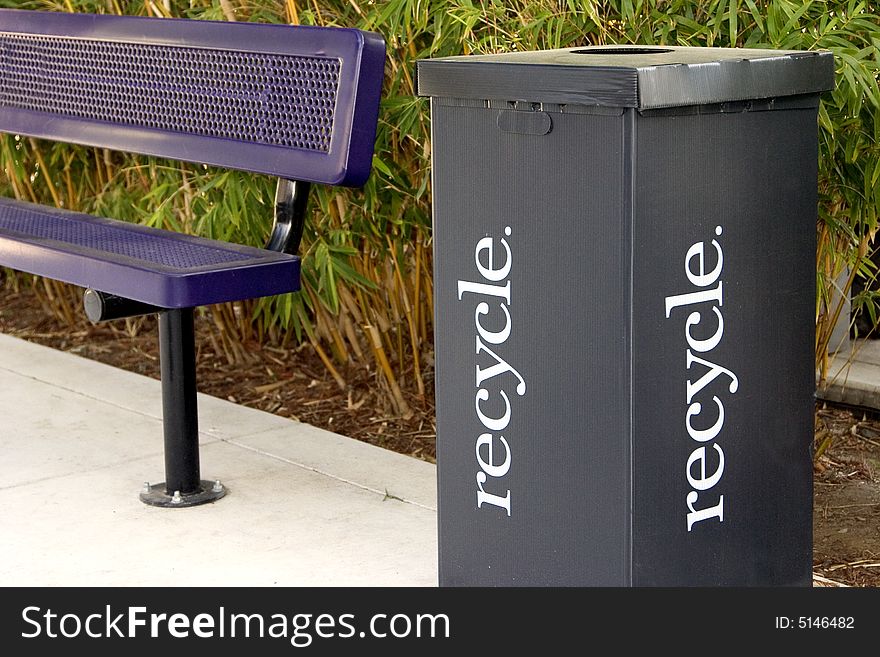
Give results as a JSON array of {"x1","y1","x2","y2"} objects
[
  {"x1": 1, "y1": 283, "x2": 877, "y2": 587},
  {"x1": 812, "y1": 405, "x2": 880, "y2": 586}
]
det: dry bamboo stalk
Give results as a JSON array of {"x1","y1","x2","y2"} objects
[
  {"x1": 286, "y1": 0, "x2": 299, "y2": 25},
  {"x1": 314, "y1": 294, "x2": 349, "y2": 361},
  {"x1": 339, "y1": 284, "x2": 365, "y2": 324},
  {"x1": 16, "y1": 145, "x2": 39, "y2": 204},
  {"x1": 28, "y1": 140, "x2": 62, "y2": 209},
  {"x1": 385, "y1": 259, "x2": 401, "y2": 325},
  {"x1": 254, "y1": 378, "x2": 294, "y2": 395},
  {"x1": 132, "y1": 163, "x2": 150, "y2": 190},
  {"x1": 6, "y1": 162, "x2": 26, "y2": 202},
  {"x1": 305, "y1": 288, "x2": 334, "y2": 345},
  {"x1": 237, "y1": 301, "x2": 250, "y2": 343},
  {"x1": 370, "y1": 292, "x2": 392, "y2": 335},
  {"x1": 406, "y1": 22, "x2": 417, "y2": 60},
  {"x1": 371, "y1": 305, "x2": 395, "y2": 360},
  {"x1": 102, "y1": 149, "x2": 113, "y2": 187},
  {"x1": 365, "y1": 323, "x2": 411, "y2": 418},
  {"x1": 41, "y1": 279, "x2": 76, "y2": 325},
  {"x1": 413, "y1": 239, "x2": 422, "y2": 342},
  {"x1": 353, "y1": 278, "x2": 373, "y2": 330},
  {"x1": 207, "y1": 327, "x2": 222, "y2": 359},
  {"x1": 339, "y1": 304, "x2": 365, "y2": 362},
  {"x1": 310, "y1": 336, "x2": 346, "y2": 390},
  {"x1": 220, "y1": 0, "x2": 238, "y2": 22},
  {"x1": 334, "y1": 193, "x2": 347, "y2": 227},
  {"x1": 419, "y1": 296, "x2": 428, "y2": 344},
  {"x1": 92, "y1": 149, "x2": 105, "y2": 192},
  {"x1": 309, "y1": 0, "x2": 325, "y2": 25},
  {"x1": 180, "y1": 167, "x2": 193, "y2": 233},
  {"x1": 63, "y1": 153, "x2": 75, "y2": 209},
  {"x1": 209, "y1": 305, "x2": 236, "y2": 365},
  {"x1": 388, "y1": 236, "x2": 424, "y2": 396},
  {"x1": 328, "y1": 322, "x2": 349, "y2": 363},
  {"x1": 396, "y1": 327, "x2": 405, "y2": 383},
  {"x1": 817, "y1": 260, "x2": 858, "y2": 366},
  {"x1": 422, "y1": 243, "x2": 434, "y2": 320}
]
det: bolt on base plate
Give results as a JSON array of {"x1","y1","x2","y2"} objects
[{"x1": 139, "y1": 480, "x2": 227, "y2": 508}]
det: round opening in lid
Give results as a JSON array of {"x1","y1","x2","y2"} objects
[{"x1": 570, "y1": 47, "x2": 673, "y2": 55}]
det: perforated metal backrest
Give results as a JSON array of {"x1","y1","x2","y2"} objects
[{"x1": 0, "y1": 10, "x2": 385, "y2": 186}]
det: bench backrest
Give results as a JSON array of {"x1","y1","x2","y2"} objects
[{"x1": 0, "y1": 10, "x2": 385, "y2": 186}]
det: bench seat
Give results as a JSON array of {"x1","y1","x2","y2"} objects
[{"x1": 0, "y1": 197, "x2": 300, "y2": 308}]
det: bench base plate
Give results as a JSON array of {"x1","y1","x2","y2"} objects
[{"x1": 140, "y1": 480, "x2": 227, "y2": 508}]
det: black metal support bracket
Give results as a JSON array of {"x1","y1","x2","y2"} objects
[
  {"x1": 266, "y1": 178, "x2": 311, "y2": 255},
  {"x1": 83, "y1": 289, "x2": 162, "y2": 322},
  {"x1": 139, "y1": 307, "x2": 226, "y2": 507}
]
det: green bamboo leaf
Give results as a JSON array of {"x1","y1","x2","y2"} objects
[
  {"x1": 743, "y1": 0, "x2": 765, "y2": 33},
  {"x1": 870, "y1": 156, "x2": 880, "y2": 189},
  {"x1": 729, "y1": 0, "x2": 739, "y2": 45},
  {"x1": 780, "y1": 0, "x2": 813, "y2": 35},
  {"x1": 371, "y1": 154, "x2": 394, "y2": 178}
]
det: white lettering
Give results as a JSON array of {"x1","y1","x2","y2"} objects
[
  {"x1": 687, "y1": 492, "x2": 724, "y2": 530},
  {"x1": 475, "y1": 336, "x2": 526, "y2": 395},
  {"x1": 167, "y1": 613, "x2": 189, "y2": 639},
  {"x1": 686, "y1": 444, "x2": 725, "y2": 490},
  {"x1": 475, "y1": 302, "x2": 512, "y2": 344},
  {"x1": 192, "y1": 614, "x2": 215, "y2": 638},
  {"x1": 458, "y1": 229, "x2": 522, "y2": 517},
  {"x1": 476, "y1": 471, "x2": 512, "y2": 515},
  {"x1": 475, "y1": 388, "x2": 511, "y2": 431},
  {"x1": 59, "y1": 614, "x2": 81, "y2": 638},
  {"x1": 150, "y1": 613, "x2": 167, "y2": 638},
  {"x1": 665, "y1": 226, "x2": 735, "y2": 531},
  {"x1": 685, "y1": 239, "x2": 723, "y2": 287},
  {"x1": 686, "y1": 350, "x2": 739, "y2": 403},
  {"x1": 474, "y1": 236, "x2": 512, "y2": 281},
  {"x1": 665, "y1": 281, "x2": 722, "y2": 318},
  {"x1": 106, "y1": 606, "x2": 124, "y2": 637},
  {"x1": 686, "y1": 397, "x2": 724, "y2": 442},
  {"x1": 475, "y1": 433, "x2": 511, "y2": 478},
  {"x1": 21, "y1": 606, "x2": 41, "y2": 638},
  {"x1": 458, "y1": 279, "x2": 510, "y2": 304},
  {"x1": 685, "y1": 306, "x2": 724, "y2": 353},
  {"x1": 85, "y1": 614, "x2": 102, "y2": 638},
  {"x1": 129, "y1": 607, "x2": 147, "y2": 638}
]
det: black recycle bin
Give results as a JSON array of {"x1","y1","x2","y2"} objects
[{"x1": 417, "y1": 46, "x2": 835, "y2": 586}]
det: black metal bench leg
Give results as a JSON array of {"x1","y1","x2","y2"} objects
[{"x1": 140, "y1": 307, "x2": 227, "y2": 507}]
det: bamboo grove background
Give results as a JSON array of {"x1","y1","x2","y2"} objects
[{"x1": 0, "y1": 0, "x2": 878, "y2": 408}]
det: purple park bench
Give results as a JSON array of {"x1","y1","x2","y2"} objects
[{"x1": 0, "y1": 9, "x2": 385, "y2": 507}]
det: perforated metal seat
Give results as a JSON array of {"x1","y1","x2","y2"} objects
[{"x1": 0, "y1": 197, "x2": 299, "y2": 308}]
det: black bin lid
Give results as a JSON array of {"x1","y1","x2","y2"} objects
[{"x1": 416, "y1": 45, "x2": 835, "y2": 109}]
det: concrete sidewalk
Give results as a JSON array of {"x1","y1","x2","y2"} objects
[
  {"x1": 818, "y1": 339, "x2": 880, "y2": 410},
  {"x1": 0, "y1": 333, "x2": 437, "y2": 586}
]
